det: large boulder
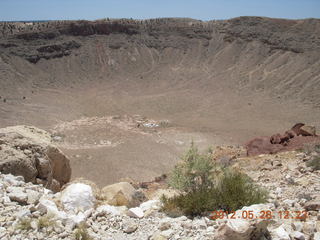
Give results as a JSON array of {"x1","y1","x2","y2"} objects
[
  {"x1": 101, "y1": 182, "x2": 137, "y2": 206},
  {"x1": 300, "y1": 125, "x2": 316, "y2": 136},
  {"x1": 0, "y1": 125, "x2": 71, "y2": 191},
  {"x1": 245, "y1": 136, "x2": 283, "y2": 156},
  {"x1": 291, "y1": 123, "x2": 306, "y2": 136},
  {"x1": 60, "y1": 183, "x2": 95, "y2": 214}
]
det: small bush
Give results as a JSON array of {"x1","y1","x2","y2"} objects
[
  {"x1": 169, "y1": 142, "x2": 215, "y2": 192},
  {"x1": 306, "y1": 156, "x2": 320, "y2": 170},
  {"x1": 74, "y1": 223, "x2": 92, "y2": 240},
  {"x1": 162, "y1": 144, "x2": 268, "y2": 217},
  {"x1": 162, "y1": 169, "x2": 267, "y2": 217},
  {"x1": 314, "y1": 144, "x2": 320, "y2": 153},
  {"x1": 161, "y1": 195, "x2": 184, "y2": 218},
  {"x1": 162, "y1": 189, "x2": 216, "y2": 217},
  {"x1": 16, "y1": 218, "x2": 32, "y2": 231},
  {"x1": 214, "y1": 169, "x2": 268, "y2": 212},
  {"x1": 38, "y1": 214, "x2": 56, "y2": 229}
]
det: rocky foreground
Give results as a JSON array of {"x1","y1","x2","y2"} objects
[{"x1": 0, "y1": 148, "x2": 319, "y2": 239}]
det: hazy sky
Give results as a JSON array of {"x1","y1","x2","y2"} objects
[{"x1": 1, "y1": 0, "x2": 319, "y2": 21}]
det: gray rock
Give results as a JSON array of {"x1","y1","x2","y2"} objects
[
  {"x1": 181, "y1": 222, "x2": 193, "y2": 229},
  {"x1": 15, "y1": 209, "x2": 31, "y2": 219},
  {"x1": 158, "y1": 222, "x2": 171, "y2": 231},
  {"x1": 304, "y1": 201, "x2": 320, "y2": 211},
  {"x1": 3, "y1": 174, "x2": 24, "y2": 186},
  {"x1": 283, "y1": 199, "x2": 295, "y2": 208},
  {"x1": 292, "y1": 221, "x2": 304, "y2": 232},
  {"x1": 302, "y1": 221, "x2": 315, "y2": 235},
  {"x1": 291, "y1": 231, "x2": 305, "y2": 240},
  {"x1": 36, "y1": 158, "x2": 51, "y2": 179},
  {"x1": 123, "y1": 222, "x2": 138, "y2": 234},
  {"x1": 7, "y1": 187, "x2": 27, "y2": 204}
]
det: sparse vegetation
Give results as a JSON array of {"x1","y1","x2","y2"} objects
[
  {"x1": 296, "y1": 143, "x2": 320, "y2": 170},
  {"x1": 213, "y1": 168, "x2": 268, "y2": 212},
  {"x1": 298, "y1": 143, "x2": 320, "y2": 154},
  {"x1": 37, "y1": 214, "x2": 56, "y2": 229},
  {"x1": 168, "y1": 142, "x2": 216, "y2": 192},
  {"x1": 16, "y1": 218, "x2": 32, "y2": 231},
  {"x1": 158, "y1": 120, "x2": 170, "y2": 128},
  {"x1": 74, "y1": 223, "x2": 92, "y2": 240},
  {"x1": 306, "y1": 156, "x2": 320, "y2": 170},
  {"x1": 162, "y1": 144, "x2": 268, "y2": 217}
]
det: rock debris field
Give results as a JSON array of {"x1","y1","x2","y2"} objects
[{"x1": 0, "y1": 146, "x2": 319, "y2": 239}]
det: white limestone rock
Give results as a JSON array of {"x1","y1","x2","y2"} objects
[
  {"x1": 127, "y1": 207, "x2": 144, "y2": 218},
  {"x1": 26, "y1": 189, "x2": 41, "y2": 204},
  {"x1": 94, "y1": 205, "x2": 121, "y2": 217},
  {"x1": 60, "y1": 183, "x2": 95, "y2": 213},
  {"x1": 37, "y1": 198, "x2": 67, "y2": 220},
  {"x1": 140, "y1": 200, "x2": 161, "y2": 212},
  {"x1": 161, "y1": 229, "x2": 174, "y2": 238},
  {"x1": 314, "y1": 232, "x2": 320, "y2": 240},
  {"x1": 270, "y1": 225, "x2": 290, "y2": 240}
]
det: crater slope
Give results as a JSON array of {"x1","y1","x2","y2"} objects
[{"x1": 0, "y1": 17, "x2": 319, "y2": 185}]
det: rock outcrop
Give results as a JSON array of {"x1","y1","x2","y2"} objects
[
  {"x1": 0, "y1": 125, "x2": 71, "y2": 191},
  {"x1": 246, "y1": 123, "x2": 320, "y2": 156}
]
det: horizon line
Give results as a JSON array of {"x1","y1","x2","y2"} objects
[{"x1": 1, "y1": 15, "x2": 320, "y2": 23}]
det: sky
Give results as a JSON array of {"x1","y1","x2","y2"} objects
[{"x1": 1, "y1": 0, "x2": 319, "y2": 21}]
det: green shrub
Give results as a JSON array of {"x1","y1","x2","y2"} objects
[
  {"x1": 169, "y1": 142, "x2": 215, "y2": 192},
  {"x1": 160, "y1": 195, "x2": 184, "y2": 218},
  {"x1": 162, "y1": 144, "x2": 268, "y2": 217},
  {"x1": 306, "y1": 156, "x2": 320, "y2": 170},
  {"x1": 161, "y1": 189, "x2": 216, "y2": 217},
  {"x1": 214, "y1": 169, "x2": 268, "y2": 212}
]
